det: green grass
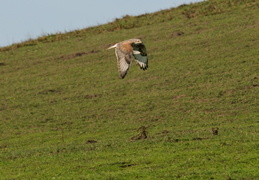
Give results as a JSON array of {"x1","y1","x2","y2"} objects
[{"x1": 1, "y1": 0, "x2": 259, "y2": 179}]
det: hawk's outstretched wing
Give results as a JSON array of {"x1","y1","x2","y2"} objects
[
  {"x1": 132, "y1": 43, "x2": 148, "y2": 70},
  {"x1": 115, "y1": 47, "x2": 132, "y2": 79}
]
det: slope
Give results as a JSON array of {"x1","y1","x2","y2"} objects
[{"x1": 0, "y1": 0, "x2": 259, "y2": 179}]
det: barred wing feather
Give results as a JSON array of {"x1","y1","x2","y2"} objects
[{"x1": 115, "y1": 47, "x2": 132, "y2": 79}]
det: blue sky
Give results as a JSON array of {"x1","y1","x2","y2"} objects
[{"x1": 0, "y1": 0, "x2": 203, "y2": 47}]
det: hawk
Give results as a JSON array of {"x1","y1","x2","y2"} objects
[{"x1": 107, "y1": 39, "x2": 148, "y2": 79}]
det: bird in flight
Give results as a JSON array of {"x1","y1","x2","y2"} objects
[{"x1": 107, "y1": 39, "x2": 148, "y2": 79}]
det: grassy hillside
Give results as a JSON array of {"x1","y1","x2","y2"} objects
[{"x1": 1, "y1": 0, "x2": 259, "y2": 179}]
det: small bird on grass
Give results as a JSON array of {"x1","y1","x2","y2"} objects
[{"x1": 107, "y1": 39, "x2": 148, "y2": 79}]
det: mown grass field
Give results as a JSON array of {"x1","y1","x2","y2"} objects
[{"x1": 0, "y1": 0, "x2": 259, "y2": 179}]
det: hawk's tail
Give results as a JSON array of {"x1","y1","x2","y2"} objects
[{"x1": 107, "y1": 44, "x2": 117, "y2": 50}]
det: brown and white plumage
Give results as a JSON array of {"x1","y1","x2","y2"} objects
[{"x1": 107, "y1": 39, "x2": 148, "y2": 79}]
